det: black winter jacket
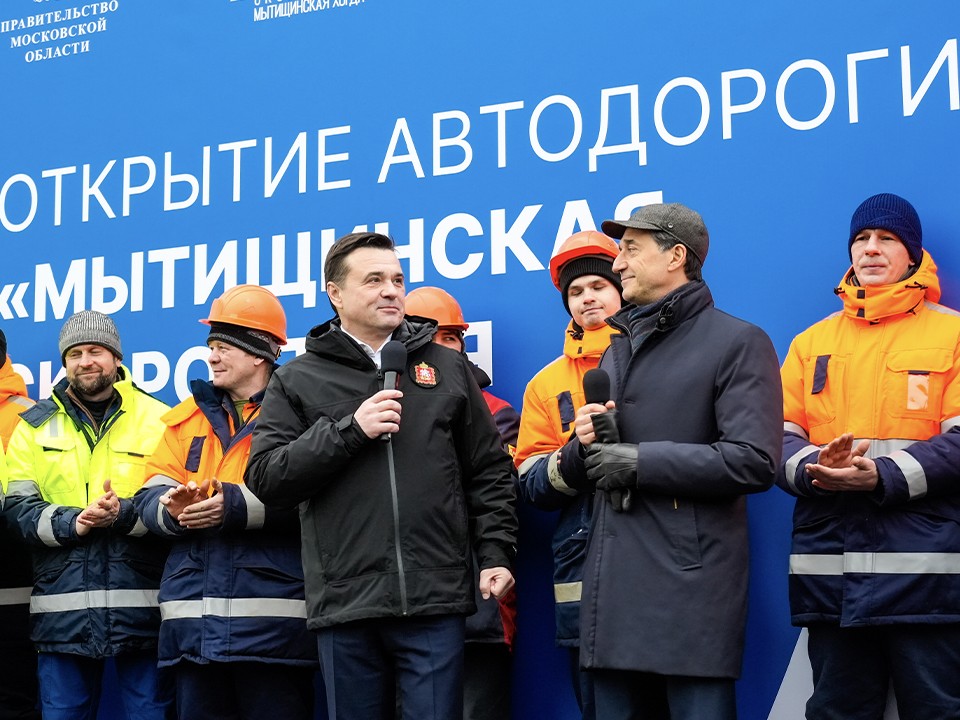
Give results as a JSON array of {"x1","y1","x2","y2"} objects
[{"x1": 246, "y1": 318, "x2": 518, "y2": 630}]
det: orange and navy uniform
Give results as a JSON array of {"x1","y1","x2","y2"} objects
[
  {"x1": 134, "y1": 380, "x2": 316, "y2": 667},
  {"x1": 778, "y1": 250, "x2": 960, "y2": 626},
  {"x1": 514, "y1": 321, "x2": 618, "y2": 645}
]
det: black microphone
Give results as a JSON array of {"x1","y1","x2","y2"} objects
[
  {"x1": 583, "y1": 368, "x2": 620, "y2": 443},
  {"x1": 380, "y1": 341, "x2": 407, "y2": 442},
  {"x1": 582, "y1": 368, "x2": 631, "y2": 512},
  {"x1": 583, "y1": 368, "x2": 612, "y2": 422}
]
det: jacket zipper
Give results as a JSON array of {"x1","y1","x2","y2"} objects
[{"x1": 386, "y1": 441, "x2": 408, "y2": 615}]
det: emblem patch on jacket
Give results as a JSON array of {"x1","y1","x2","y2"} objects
[{"x1": 411, "y1": 362, "x2": 439, "y2": 387}]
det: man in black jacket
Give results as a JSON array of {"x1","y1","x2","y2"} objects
[
  {"x1": 564, "y1": 204, "x2": 782, "y2": 720},
  {"x1": 246, "y1": 232, "x2": 518, "y2": 720}
]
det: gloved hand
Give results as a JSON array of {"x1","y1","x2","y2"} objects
[
  {"x1": 586, "y1": 443, "x2": 639, "y2": 491},
  {"x1": 586, "y1": 444, "x2": 639, "y2": 513},
  {"x1": 590, "y1": 410, "x2": 620, "y2": 444}
]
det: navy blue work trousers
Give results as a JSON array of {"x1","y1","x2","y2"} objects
[
  {"x1": 317, "y1": 614, "x2": 465, "y2": 720},
  {"x1": 36, "y1": 651, "x2": 173, "y2": 720},
  {"x1": 174, "y1": 659, "x2": 316, "y2": 720},
  {"x1": 592, "y1": 669, "x2": 735, "y2": 720},
  {"x1": 806, "y1": 624, "x2": 960, "y2": 720}
]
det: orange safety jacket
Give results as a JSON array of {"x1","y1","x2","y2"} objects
[
  {"x1": 134, "y1": 379, "x2": 316, "y2": 667},
  {"x1": 0, "y1": 358, "x2": 33, "y2": 449},
  {"x1": 778, "y1": 250, "x2": 960, "y2": 626},
  {"x1": 514, "y1": 320, "x2": 618, "y2": 646}
]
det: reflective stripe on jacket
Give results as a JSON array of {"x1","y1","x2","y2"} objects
[
  {"x1": 778, "y1": 250, "x2": 960, "y2": 626},
  {"x1": 134, "y1": 379, "x2": 316, "y2": 667},
  {"x1": 515, "y1": 321, "x2": 617, "y2": 646},
  {"x1": 1, "y1": 370, "x2": 169, "y2": 656}
]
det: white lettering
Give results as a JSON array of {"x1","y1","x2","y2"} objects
[
  {"x1": 218, "y1": 139, "x2": 257, "y2": 202},
  {"x1": 82, "y1": 161, "x2": 117, "y2": 222},
  {"x1": 529, "y1": 95, "x2": 582, "y2": 162},
  {"x1": 147, "y1": 246, "x2": 191, "y2": 309},
  {"x1": 776, "y1": 59, "x2": 836, "y2": 131},
  {"x1": 901, "y1": 39, "x2": 960, "y2": 116},
  {"x1": 490, "y1": 206, "x2": 544, "y2": 275},
  {"x1": 164, "y1": 152, "x2": 200, "y2": 212},
  {"x1": 122, "y1": 156, "x2": 157, "y2": 217},
  {"x1": 721, "y1": 69, "x2": 766, "y2": 139},
  {"x1": 194, "y1": 241, "x2": 239, "y2": 306},
  {"x1": 317, "y1": 125, "x2": 351, "y2": 191},
  {"x1": 433, "y1": 110, "x2": 472, "y2": 176},
  {"x1": 432, "y1": 213, "x2": 484, "y2": 280},
  {"x1": 40, "y1": 166, "x2": 77, "y2": 227},
  {"x1": 264, "y1": 132, "x2": 307, "y2": 198},
  {"x1": 378, "y1": 118, "x2": 425, "y2": 183},
  {"x1": 847, "y1": 49, "x2": 890, "y2": 123},
  {"x1": 654, "y1": 77, "x2": 710, "y2": 146},
  {"x1": 478, "y1": 101, "x2": 524, "y2": 168},
  {"x1": 0, "y1": 173, "x2": 38, "y2": 233},
  {"x1": 34, "y1": 259, "x2": 86, "y2": 322},
  {"x1": 90, "y1": 257, "x2": 128, "y2": 314},
  {"x1": 590, "y1": 85, "x2": 646, "y2": 172}
]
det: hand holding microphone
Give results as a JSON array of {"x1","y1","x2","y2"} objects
[
  {"x1": 353, "y1": 341, "x2": 408, "y2": 441},
  {"x1": 582, "y1": 368, "x2": 634, "y2": 513}
]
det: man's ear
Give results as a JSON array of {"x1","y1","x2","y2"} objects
[
  {"x1": 669, "y1": 243, "x2": 687, "y2": 271},
  {"x1": 326, "y1": 281, "x2": 343, "y2": 310}
]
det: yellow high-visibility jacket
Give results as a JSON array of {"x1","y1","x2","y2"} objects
[{"x1": 1, "y1": 369, "x2": 169, "y2": 656}]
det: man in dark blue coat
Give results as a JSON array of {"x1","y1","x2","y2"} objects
[{"x1": 561, "y1": 203, "x2": 782, "y2": 720}]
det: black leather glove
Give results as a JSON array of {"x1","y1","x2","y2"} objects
[
  {"x1": 586, "y1": 444, "x2": 638, "y2": 512},
  {"x1": 586, "y1": 443, "x2": 638, "y2": 490},
  {"x1": 590, "y1": 410, "x2": 620, "y2": 444}
]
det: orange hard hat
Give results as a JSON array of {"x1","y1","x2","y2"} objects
[
  {"x1": 548, "y1": 231, "x2": 620, "y2": 291},
  {"x1": 200, "y1": 285, "x2": 287, "y2": 344},
  {"x1": 405, "y1": 287, "x2": 469, "y2": 331}
]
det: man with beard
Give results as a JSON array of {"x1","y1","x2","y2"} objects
[{"x1": 1, "y1": 311, "x2": 172, "y2": 720}]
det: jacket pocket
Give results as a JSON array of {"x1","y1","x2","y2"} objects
[
  {"x1": 663, "y1": 499, "x2": 702, "y2": 570},
  {"x1": 804, "y1": 354, "x2": 846, "y2": 433},
  {"x1": 107, "y1": 434, "x2": 155, "y2": 498},
  {"x1": 882, "y1": 349, "x2": 949, "y2": 423},
  {"x1": 39, "y1": 441, "x2": 85, "y2": 507}
]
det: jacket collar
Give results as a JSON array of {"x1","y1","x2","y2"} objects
[
  {"x1": 304, "y1": 317, "x2": 437, "y2": 368},
  {"x1": 191, "y1": 379, "x2": 265, "y2": 451},
  {"x1": 836, "y1": 249, "x2": 940, "y2": 323},
  {"x1": 608, "y1": 281, "x2": 713, "y2": 336},
  {"x1": 562, "y1": 320, "x2": 620, "y2": 361}
]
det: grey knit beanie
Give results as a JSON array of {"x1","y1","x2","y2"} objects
[{"x1": 59, "y1": 310, "x2": 123, "y2": 365}]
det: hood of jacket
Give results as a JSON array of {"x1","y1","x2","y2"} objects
[
  {"x1": 836, "y1": 249, "x2": 940, "y2": 323},
  {"x1": 0, "y1": 357, "x2": 28, "y2": 402}
]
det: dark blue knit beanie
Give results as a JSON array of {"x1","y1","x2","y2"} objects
[{"x1": 848, "y1": 193, "x2": 922, "y2": 264}]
